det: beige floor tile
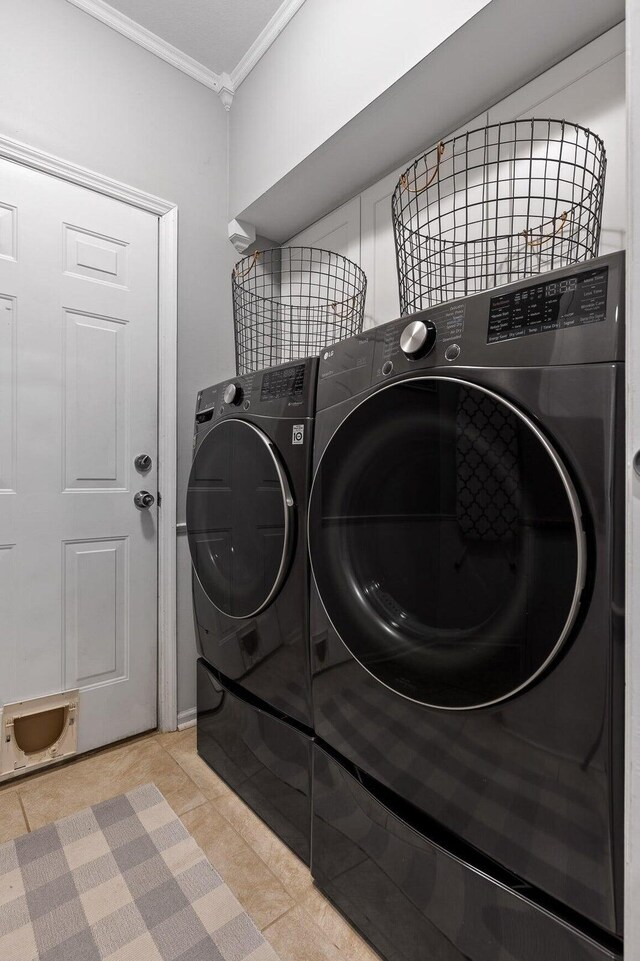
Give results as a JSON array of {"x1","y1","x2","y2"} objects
[
  {"x1": 0, "y1": 731, "x2": 158, "y2": 797},
  {"x1": 0, "y1": 790, "x2": 28, "y2": 843},
  {"x1": 214, "y1": 791, "x2": 312, "y2": 901},
  {"x1": 19, "y1": 737, "x2": 205, "y2": 830},
  {"x1": 263, "y1": 904, "x2": 344, "y2": 961},
  {"x1": 181, "y1": 802, "x2": 294, "y2": 930},
  {"x1": 157, "y1": 727, "x2": 231, "y2": 801},
  {"x1": 300, "y1": 886, "x2": 383, "y2": 960},
  {"x1": 155, "y1": 728, "x2": 194, "y2": 752}
]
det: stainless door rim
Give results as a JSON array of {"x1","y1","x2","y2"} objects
[
  {"x1": 189, "y1": 417, "x2": 295, "y2": 620},
  {"x1": 308, "y1": 374, "x2": 588, "y2": 711}
]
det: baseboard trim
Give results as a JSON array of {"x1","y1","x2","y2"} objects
[{"x1": 177, "y1": 709, "x2": 197, "y2": 730}]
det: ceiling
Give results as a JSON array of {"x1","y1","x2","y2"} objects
[{"x1": 102, "y1": 0, "x2": 285, "y2": 75}]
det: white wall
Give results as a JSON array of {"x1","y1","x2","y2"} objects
[
  {"x1": 229, "y1": 0, "x2": 490, "y2": 218},
  {"x1": 0, "y1": 0, "x2": 237, "y2": 722}
]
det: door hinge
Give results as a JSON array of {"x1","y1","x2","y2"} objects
[{"x1": 157, "y1": 492, "x2": 162, "y2": 507}]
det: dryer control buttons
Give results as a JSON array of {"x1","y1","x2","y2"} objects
[
  {"x1": 400, "y1": 319, "x2": 436, "y2": 359},
  {"x1": 445, "y1": 343, "x2": 461, "y2": 362},
  {"x1": 382, "y1": 360, "x2": 394, "y2": 376},
  {"x1": 223, "y1": 382, "x2": 243, "y2": 406}
]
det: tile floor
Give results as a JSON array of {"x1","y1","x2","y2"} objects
[{"x1": 0, "y1": 728, "x2": 381, "y2": 961}]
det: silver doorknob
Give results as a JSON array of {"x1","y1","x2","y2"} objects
[
  {"x1": 135, "y1": 453, "x2": 152, "y2": 472},
  {"x1": 134, "y1": 491, "x2": 155, "y2": 509}
]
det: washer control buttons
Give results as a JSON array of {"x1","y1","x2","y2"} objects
[
  {"x1": 243, "y1": 400, "x2": 250, "y2": 410},
  {"x1": 223, "y1": 382, "x2": 243, "y2": 406},
  {"x1": 382, "y1": 360, "x2": 394, "y2": 376},
  {"x1": 400, "y1": 319, "x2": 437, "y2": 359},
  {"x1": 445, "y1": 343, "x2": 461, "y2": 362}
]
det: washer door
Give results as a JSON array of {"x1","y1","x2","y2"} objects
[
  {"x1": 187, "y1": 419, "x2": 294, "y2": 619},
  {"x1": 308, "y1": 377, "x2": 586, "y2": 710}
]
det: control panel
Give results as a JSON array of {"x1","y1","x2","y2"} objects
[
  {"x1": 487, "y1": 266, "x2": 609, "y2": 344},
  {"x1": 260, "y1": 362, "x2": 306, "y2": 401},
  {"x1": 194, "y1": 358, "x2": 317, "y2": 436},
  {"x1": 371, "y1": 299, "x2": 466, "y2": 383},
  {"x1": 315, "y1": 251, "x2": 624, "y2": 413}
]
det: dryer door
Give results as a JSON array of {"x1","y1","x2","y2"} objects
[
  {"x1": 309, "y1": 377, "x2": 586, "y2": 710},
  {"x1": 187, "y1": 419, "x2": 294, "y2": 619}
]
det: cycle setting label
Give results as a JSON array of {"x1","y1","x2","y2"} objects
[{"x1": 487, "y1": 267, "x2": 608, "y2": 344}]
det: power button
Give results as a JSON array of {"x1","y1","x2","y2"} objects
[
  {"x1": 382, "y1": 361, "x2": 394, "y2": 376},
  {"x1": 445, "y1": 344, "x2": 461, "y2": 362}
]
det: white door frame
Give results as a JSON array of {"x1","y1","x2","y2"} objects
[{"x1": 0, "y1": 134, "x2": 178, "y2": 733}]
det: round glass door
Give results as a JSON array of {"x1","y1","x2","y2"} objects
[
  {"x1": 187, "y1": 419, "x2": 294, "y2": 619},
  {"x1": 308, "y1": 377, "x2": 586, "y2": 710}
]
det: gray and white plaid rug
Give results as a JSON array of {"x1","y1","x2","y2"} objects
[{"x1": 0, "y1": 782, "x2": 281, "y2": 961}]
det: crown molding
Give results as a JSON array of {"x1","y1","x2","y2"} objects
[
  {"x1": 217, "y1": 73, "x2": 235, "y2": 111},
  {"x1": 228, "y1": 219, "x2": 256, "y2": 252},
  {"x1": 65, "y1": 0, "x2": 307, "y2": 106},
  {"x1": 230, "y1": 0, "x2": 307, "y2": 89},
  {"x1": 65, "y1": 0, "x2": 222, "y2": 92}
]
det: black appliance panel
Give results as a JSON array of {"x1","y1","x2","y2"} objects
[
  {"x1": 189, "y1": 357, "x2": 318, "y2": 728},
  {"x1": 190, "y1": 409, "x2": 314, "y2": 726},
  {"x1": 312, "y1": 745, "x2": 621, "y2": 961},
  {"x1": 310, "y1": 362, "x2": 624, "y2": 936},
  {"x1": 197, "y1": 660, "x2": 312, "y2": 865},
  {"x1": 315, "y1": 251, "x2": 623, "y2": 413},
  {"x1": 309, "y1": 376, "x2": 584, "y2": 710}
]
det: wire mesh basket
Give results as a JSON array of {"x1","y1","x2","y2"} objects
[
  {"x1": 232, "y1": 246, "x2": 367, "y2": 374},
  {"x1": 392, "y1": 118, "x2": 606, "y2": 313}
]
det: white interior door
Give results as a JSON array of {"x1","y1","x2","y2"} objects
[{"x1": 0, "y1": 157, "x2": 158, "y2": 754}]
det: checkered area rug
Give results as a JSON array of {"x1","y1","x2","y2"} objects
[{"x1": 0, "y1": 783, "x2": 282, "y2": 961}]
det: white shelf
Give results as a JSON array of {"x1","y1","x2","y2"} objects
[{"x1": 233, "y1": 0, "x2": 624, "y2": 242}]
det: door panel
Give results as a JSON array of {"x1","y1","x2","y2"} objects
[
  {"x1": 63, "y1": 223, "x2": 129, "y2": 286},
  {"x1": 487, "y1": 26, "x2": 625, "y2": 257},
  {"x1": 360, "y1": 169, "x2": 401, "y2": 330},
  {"x1": 0, "y1": 292, "x2": 16, "y2": 491},
  {"x1": 360, "y1": 113, "x2": 488, "y2": 329},
  {"x1": 287, "y1": 196, "x2": 361, "y2": 264},
  {"x1": 63, "y1": 537, "x2": 127, "y2": 688},
  {"x1": 0, "y1": 203, "x2": 17, "y2": 260},
  {"x1": 0, "y1": 544, "x2": 16, "y2": 705},
  {"x1": 63, "y1": 310, "x2": 128, "y2": 490},
  {"x1": 0, "y1": 158, "x2": 158, "y2": 754}
]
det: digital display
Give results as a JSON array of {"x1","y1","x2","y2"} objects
[
  {"x1": 260, "y1": 363, "x2": 306, "y2": 401},
  {"x1": 487, "y1": 267, "x2": 608, "y2": 344}
]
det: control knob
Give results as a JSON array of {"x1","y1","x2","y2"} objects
[
  {"x1": 400, "y1": 319, "x2": 436, "y2": 359},
  {"x1": 223, "y1": 382, "x2": 243, "y2": 406}
]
